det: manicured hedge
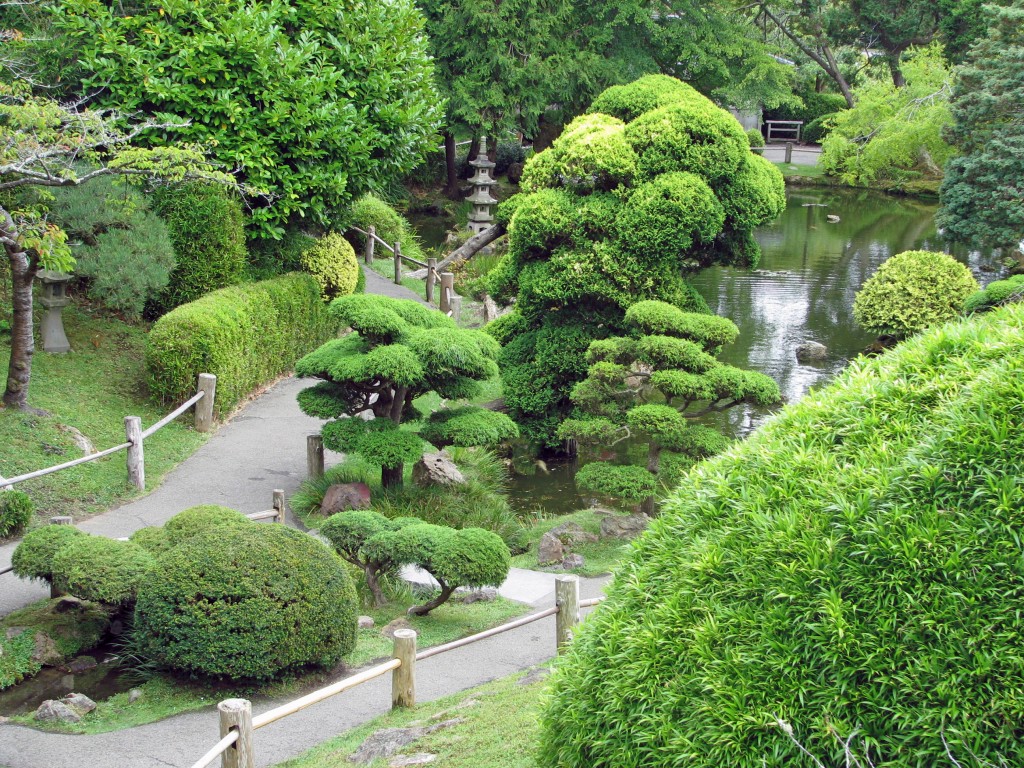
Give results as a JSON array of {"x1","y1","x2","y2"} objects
[
  {"x1": 51, "y1": 536, "x2": 155, "y2": 606},
  {"x1": 539, "y1": 302, "x2": 1024, "y2": 768},
  {"x1": 146, "y1": 272, "x2": 339, "y2": 416},
  {"x1": 12, "y1": 525, "x2": 86, "y2": 582},
  {"x1": 0, "y1": 490, "x2": 33, "y2": 538}
]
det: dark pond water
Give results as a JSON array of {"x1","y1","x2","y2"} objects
[{"x1": 498, "y1": 186, "x2": 1006, "y2": 515}]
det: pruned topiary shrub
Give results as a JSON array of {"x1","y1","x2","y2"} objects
[
  {"x1": 320, "y1": 510, "x2": 414, "y2": 607},
  {"x1": 163, "y1": 505, "x2": 252, "y2": 545},
  {"x1": 539, "y1": 302, "x2": 1024, "y2": 768},
  {"x1": 146, "y1": 272, "x2": 339, "y2": 416},
  {"x1": 964, "y1": 274, "x2": 1024, "y2": 314},
  {"x1": 745, "y1": 128, "x2": 765, "y2": 148},
  {"x1": 51, "y1": 536, "x2": 155, "y2": 605},
  {"x1": 300, "y1": 232, "x2": 359, "y2": 301},
  {"x1": 11, "y1": 525, "x2": 86, "y2": 582},
  {"x1": 133, "y1": 524, "x2": 356, "y2": 681},
  {"x1": 853, "y1": 250, "x2": 979, "y2": 338},
  {"x1": 589, "y1": 74, "x2": 704, "y2": 122},
  {"x1": 0, "y1": 490, "x2": 34, "y2": 538}
]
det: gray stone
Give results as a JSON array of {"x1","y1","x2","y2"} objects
[
  {"x1": 62, "y1": 693, "x2": 96, "y2": 716},
  {"x1": 459, "y1": 588, "x2": 497, "y2": 605},
  {"x1": 32, "y1": 632, "x2": 63, "y2": 667},
  {"x1": 549, "y1": 521, "x2": 598, "y2": 546},
  {"x1": 320, "y1": 483, "x2": 372, "y2": 515},
  {"x1": 349, "y1": 727, "x2": 426, "y2": 764},
  {"x1": 599, "y1": 513, "x2": 649, "y2": 539},
  {"x1": 58, "y1": 424, "x2": 94, "y2": 455},
  {"x1": 561, "y1": 554, "x2": 585, "y2": 570},
  {"x1": 507, "y1": 162, "x2": 525, "y2": 184},
  {"x1": 128, "y1": 688, "x2": 144, "y2": 704},
  {"x1": 358, "y1": 615, "x2": 375, "y2": 629},
  {"x1": 390, "y1": 755, "x2": 436, "y2": 767},
  {"x1": 412, "y1": 451, "x2": 465, "y2": 487},
  {"x1": 34, "y1": 700, "x2": 81, "y2": 724},
  {"x1": 64, "y1": 656, "x2": 97, "y2": 675},
  {"x1": 537, "y1": 532, "x2": 564, "y2": 565},
  {"x1": 380, "y1": 618, "x2": 413, "y2": 640},
  {"x1": 5, "y1": 626, "x2": 26, "y2": 640},
  {"x1": 795, "y1": 341, "x2": 828, "y2": 362}
]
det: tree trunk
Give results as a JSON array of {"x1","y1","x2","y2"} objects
[
  {"x1": 408, "y1": 580, "x2": 456, "y2": 616},
  {"x1": 443, "y1": 132, "x2": 460, "y2": 199},
  {"x1": 365, "y1": 565, "x2": 386, "y2": 607},
  {"x1": 3, "y1": 234, "x2": 35, "y2": 410},
  {"x1": 888, "y1": 57, "x2": 907, "y2": 88},
  {"x1": 640, "y1": 443, "x2": 661, "y2": 517},
  {"x1": 462, "y1": 138, "x2": 480, "y2": 179},
  {"x1": 381, "y1": 463, "x2": 403, "y2": 490}
]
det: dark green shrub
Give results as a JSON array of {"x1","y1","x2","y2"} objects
[
  {"x1": 539, "y1": 302, "x2": 1024, "y2": 768},
  {"x1": 163, "y1": 505, "x2": 252, "y2": 545},
  {"x1": 128, "y1": 526, "x2": 174, "y2": 555},
  {"x1": 0, "y1": 490, "x2": 34, "y2": 538},
  {"x1": 419, "y1": 406, "x2": 520, "y2": 449},
  {"x1": 0, "y1": 631, "x2": 40, "y2": 690},
  {"x1": 133, "y1": 525, "x2": 357, "y2": 681},
  {"x1": 246, "y1": 228, "x2": 317, "y2": 280},
  {"x1": 574, "y1": 462, "x2": 657, "y2": 504},
  {"x1": 320, "y1": 510, "x2": 410, "y2": 606},
  {"x1": 147, "y1": 182, "x2": 246, "y2": 316},
  {"x1": 494, "y1": 141, "x2": 527, "y2": 176},
  {"x1": 300, "y1": 232, "x2": 359, "y2": 301},
  {"x1": 765, "y1": 91, "x2": 848, "y2": 124},
  {"x1": 964, "y1": 275, "x2": 1024, "y2": 313},
  {"x1": 51, "y1": 536, "x2": 155, "y2": 605},
  {"x1": 50, "y1": 175, "x2": 176, "y2": 318},
  {"x1": 146, "y1": 272, "x2": 338, "y2": 416},
  {"x1": 853, "y1": 250, "x2": 979, "y2": 338},
  {"x1": 12, "y1": 525, "x2": 86, "y2": 582},
  {"x1": 745, "y1": 128, "x2": 765, "y2": 148},
  {"x1": 801, "y1": 113, "x2": 835, "y2": 145}
]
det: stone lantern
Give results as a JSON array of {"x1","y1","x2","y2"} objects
[
  {"x1": 37, "y1": 270, "x2": 72, "y2": 353},
  {"x1": 466, "y1": 137, "x2": 499, "y2": 235}
]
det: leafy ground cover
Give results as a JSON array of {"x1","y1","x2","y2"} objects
[
  {"x1": 276, "y1": 667, "x2": 547, "y2": 768},
  {"x1": 0, "y1": 302, "x2": 207, "y2": 522},
  {"x1": 510, "y1": 509, "x2": 631, "y2": 577},
  {"x1": 12, "y1": 594, "x2": 528, "y2": 734}
]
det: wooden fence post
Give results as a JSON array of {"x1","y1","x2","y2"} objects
[
  {"x1": 393, "y1": 242, "x2": 402, "y2": 285},
  {"x1": 392, "y1": 629, "x2": 417, "y2": 709},
  {"x1": 555, "y1": 575, "x2": 580, "y2": 653},
  {"x1": 272, "y1": 489, "x2": 286, "y2": 524},
  {"x1": 218, "y1": 698, "x2": 255, "y2": 768},
  {"x1": 439, "y1": 272, "x2": 454, "y2": 315},
  {"x1": 364, "y1": 225, "x2": 376, "y2": 265},
  {"x1": 426, "y1": 258, "x2": 437, "y2": 304},
  {"x1": 196, "y1": 373, "x2": 217, "y2": 433},
  {"x1": 307, "y1": 433, "x2": 324, "y2": 480},
  {"x1": 125, "y1": 416, "x2": 144, "y2": 491},
  {"x1": 785, "y1": 141, "x2": 794, "y2": 163}
]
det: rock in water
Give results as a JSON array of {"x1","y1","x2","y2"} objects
[
  {"x1": 320, "y1": 482, "x2": 372, "y2": 515},
  {"x1": 412, "y1": 451, "x2": 465, "y2": 487},
  {"x1": 795, "y1": 341, "x2": 828, "y2": 362}
]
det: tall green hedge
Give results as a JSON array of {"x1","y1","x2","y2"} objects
[
  {"x1": 146, "y1": 273, "x2": 338, "y2": 416},
  {"x1": 539, "y1": 303, "x2": 1024, "y2": 768}
]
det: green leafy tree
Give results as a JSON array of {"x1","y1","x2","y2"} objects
[
  {"x1": 937, "y1": 0, "x2": 1024, "y2": 252},
  {"x1": 296, "y1": 294, "x2": 518, "y2": 489},
  {"x1": 486, "y1": 75, "x2": 786, "y2": 447},
  {"x1": 319, "y1": 510, "x2": 413, "y2": 607},
  {"x1": 55, "y1": 0, "x2": 442, "y2": 238},
  {"x1": 845, "y1": 0, "x2": 942, "y2": 86},
  {"x1": 560, "y1": 301, "x2": 780, "y2": 514},
  {"x1": 820, "y1": 45, "x2": 954, "y2": 190}
]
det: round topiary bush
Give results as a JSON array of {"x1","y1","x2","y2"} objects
[
  {"x1": 300, "y1": 232, "x2": 359, "y2": 301},
  {"x1": 520, "y1": 114, "x2": 637, "y2": 193},
  {"x1": 0, "y1": 490, "x2": 34, "y2": 538},
  {"x1": 538, "y1": 301, "x2": 1024, "y2": 768},
  {"x1": 51, "y1": 536, "x2": 155, "y2": 605},
  {"x1": 745, "y1": 128, "x2": 765, "y2": 148},
  {"x1": 133, "y1": 524, "x2": 357, "y2": 680},
  {"x1": 163, "y1": 505, "x2": 253, "y2": 545},
  {"x1": 147, "y1": 182, "x2": 247, "y2": 316},
  {"x1": 128, "y1": 526, "x2": 174, "y2": 556},
  {"x1": 964, "y1": 274, "x2": 1024, "y2": 314},
  {"x1": 589, "y1": 74, "x2": 703, "y2": 122},
  {"x1": 853, "y1": 250, "x2": 979, "y2": 338},
  {"x1": 12, "y1": 525, "x2": 86, "y2": 582}
]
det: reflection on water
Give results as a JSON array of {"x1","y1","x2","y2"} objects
[{"x1": 689, "y1": 186, "x2": 1003, "y2": 435}]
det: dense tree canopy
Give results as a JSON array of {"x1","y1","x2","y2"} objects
[
  {"x1": 55, "y1": 0, "x2": 442, "y2": 238},
  {"x1": 937, "y1": 0, "x2": 1024, "y2": 252},
  {"x1": 486, "y1": 75, "x2": 785, "y2": 446}
]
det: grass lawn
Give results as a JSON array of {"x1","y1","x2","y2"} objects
[
  {"x1": 275, "y1": 667, "x2": 547, "y2": 768},
  {"x1": 510, "y1": 509, "x2": 633, "y2": 578},
  {"x1": 0, "y1": 302, "x2": 207, "y2": 523},
  {"x1": 774, "y1": 161, "x2": 825, "y2": 179},
  {"x1": 12, "y1": 594, "x2": 529, "y2": 734}
]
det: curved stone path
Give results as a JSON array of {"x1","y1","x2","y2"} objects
[{"x1": 0, "y1": 266, "x2": 612, "y2": 767}]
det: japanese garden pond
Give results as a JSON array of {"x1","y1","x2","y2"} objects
[{"x1": 501, "y1": 185, "x2": 1008, "y2": 515}]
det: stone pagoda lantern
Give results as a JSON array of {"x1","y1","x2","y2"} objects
[
  {"x1": 466, "y1": 137, "x2": 499, "y2": 235},
  {"x1": 37, "y1": 270, "x2": 72, "y2": 353}
]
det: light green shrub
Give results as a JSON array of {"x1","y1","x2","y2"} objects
[
  {"x1": 163, "y1": 505, "x2": 252, "y2": 545},
  {"x1": 614, "y1": 173, "x2": 724, "y2": 258},
  {"x1": 12, "y1": 525, "x2": 86, "y2": 582},
  {"x1": 347, "y1": 194, "x2": 425, "y2": 264},
  {"x1": 539, "y1": 301, "x2": 1024, "y2": 768},
  {"x1": 964, "y1": 275, "x2": 1024, "y2": 314},
  {"x1": 51, "y1": 536, "x2": 155, "y2": 605},
  {"x1": 574, "y1": 462, "x2": 656, "y2": 503},
  {"x1": 0, "y1": 631, "x2": 40, "y2": 690},
  {"x1": 520, "y1": 114, "x2": 637, "y2": 192},
  {"x1": 128, "y1": 526, "x2": 174, "y2": 555},
  {"x1": 419, "y1": 406, "x2": 520, "y2": 448},
  {"x1": 745, "y1": 128, "x2": 765, "y2": 148},
  {"x1": 146, "y1": 272, "x2": 338, "y2": 416},
  {"x1": 0, "y1": 490, "x2": 34, "y2": 538},
  {"x1": 589, "y1": 74, "x2": 703, "y2": 122},
  {"x1": 853, "y1": 250, "x2": 979, "y2": 337},
  {"x1": 133, "y1": 524, "x2": 357, "y2": 681},
  {"x1": 300, "y1": 232, "x2": 359, "y2": 301}
]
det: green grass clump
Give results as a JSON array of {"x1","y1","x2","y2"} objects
[
  {"x1": 539, "y1": 302, "x2": 1024, "y2": 768},
  {"x1": 0, "y1": 630, "x2": 40, "y2": 690},
  {"x1": 510, "y1": 509, "x2": 630, "y2": 577},
  {"x1": 0, "y1": 489, "x2": 34, "y2": 538}
]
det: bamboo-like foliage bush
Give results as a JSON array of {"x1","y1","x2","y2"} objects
[{"x1": 539, "y1": 302, "x2": 1024, "y2": 768}]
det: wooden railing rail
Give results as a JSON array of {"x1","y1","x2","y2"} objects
[
  {"x1": 765, "y1": 119, "x2": 803, "y2": 143},
  {"x1": 187, "y1": 575, "x2": 606, "y2": 768},
  {"x1": 350, "y1": 226, "x2": 428, "y2": 268},
  {"x1": 0, "y1": 374, "x2": 216, "y2": 492}
]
